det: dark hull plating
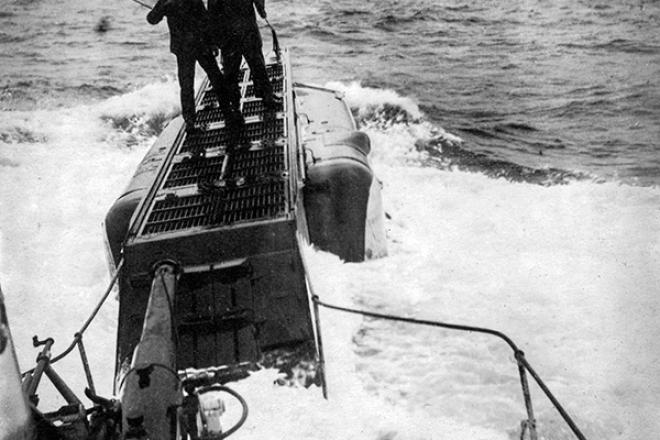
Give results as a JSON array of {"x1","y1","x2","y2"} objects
[{"x1": 104, "y1": 50, "x2": 386, "y2": 392}]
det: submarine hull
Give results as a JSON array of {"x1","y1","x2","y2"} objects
[{"x1": 104, "y1": 50, "x2": 386, "y2": 392}]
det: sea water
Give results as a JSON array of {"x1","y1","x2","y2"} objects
[{"x1": 1, "y1": 0, "x2": 659, "y2": 439}]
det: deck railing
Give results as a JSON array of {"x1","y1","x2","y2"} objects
[{"x1": 309, "y1": 294, "x2": 587, "y2": 440}]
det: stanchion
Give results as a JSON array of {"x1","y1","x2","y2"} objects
[
  {"x1": 516, "y1": 350, "x2": 538, "y2": 440},
  {"x1": 77, "y1": 335, "x2": 95, "y2": 395},
  {"x1": 311, "y1": 294, "x2": 328, "y2": 399}
]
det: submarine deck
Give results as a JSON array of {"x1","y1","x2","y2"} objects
[
  {"x1": 115, "y1": 52, "x2": 314, "y2": 386},
  {"x1": 137, "y1": 62, "x2": 292, "y2": 238}
]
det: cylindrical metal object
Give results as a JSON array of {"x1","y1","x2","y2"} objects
[
  {"x1": 44, "y1": 364, "x2": 82, "y2": 405},
  {"x1": 311, "y1": 295, "x2": 328, "y2": 399},
  {"x1": 26, "y1": 338, "x2": 54, "y2": 398},
  {"x1": 77, "y1": 336, "x2": 96, "y2": 395},
  {"x1": 518, "y1": 355, "x2": 587, "y2": 440},
  {"x1": 516, "y1": 351, "x2": 537, "y2": 440},
  {"x1": 120, "y1": 261, "x2": 181, "y2": 440}
]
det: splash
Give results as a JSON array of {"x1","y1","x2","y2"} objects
[
  {"x1": 315, "y1": 82, "x2": 660, "y2": 438},
  {"x1": 1, "y1": 81, "x2": 659, "y2": 439},
  {"x1": 329, "y1": 81, "x2": 603, "y2": 186}
]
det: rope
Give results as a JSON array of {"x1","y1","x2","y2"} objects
[
  {"x1": 129, "y1": 0, "x2": 153, "y2": 10},
  {"x1": 263, "y1": 19, "x2": 281, "y2": 60},
  {"x1": 22, "y1": 258, "x2": 125, "y2": 376}
]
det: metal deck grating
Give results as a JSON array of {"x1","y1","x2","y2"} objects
[
  {"x1": 219, "y1": 180, "x2": 286, "y2": 224},
  {"x1": 248, "y1": 64, "x2": 283, "y2": 81},
  {"x1": 242, "y1": 100, "x2": 267, "y2": 118},
  {"x1": 180, "y1": 118, "x2": 285, "y2": 153},
  {"x1": 143, "y1": 194, "x2": 210, "y2": 234},
  {"x1": 163, "y1": 156, "x2": 226, "y2": 188},
  {"x1": 199, "y1": 63, "x2": 281, "y2": 108},
  {"x1": 245, "y1": 81, "x2": 283, "y2": 98},
  {"x1": 180, "y1": 128, "x2": 235, "y2": 152},
  {"x1": 162, "y1": 146, "x2": 286, "y2": 190},
  {"x1": 200, "y1": 91, "x2": 217, "y2": 109},
  {"x1": 138, "y1": 60, "x2": 289, "y2": 237},
  {"x1": 235, "y1": 69, "x2": 246, "y2": 83},
  {"x1": 200, "y1": 68, "x2": 248, "y2": 107},
  {"x1": 196, "y1": 98, "x2": 282, "y2": 123},
  {"x1": 231, "y1": 146, "x2": 285, "y2": 177},
  {"x1": 195, "y1": 107, "x2": 225, "y2": 124},
  {"x1": 142, "y1": 180, "x2": 287, "y2": 234}
]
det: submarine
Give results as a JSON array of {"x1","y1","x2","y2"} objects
[
  {"x1": 103, "y1": 48, "x2": 387, "y2": 438},
  {"x1": 0, "y1": 48, "x2": 386, "y2": 440}
]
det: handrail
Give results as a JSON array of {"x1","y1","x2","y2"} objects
[{"x1": 311, "y1": 296, "x2": 587, "y2": 440}]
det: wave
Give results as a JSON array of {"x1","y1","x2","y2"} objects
[
  {"x1": 0, "y1": 157, "x2": 20, "y2": 167},
  {"x1": 329, "y1": 82, "x2": 589, "y2": 185},
  {"x1": 337, "y1": 9, "x2": 371, "y2": 17},
  {"x1": 70, "y1": 83, "x2": 124, "y2": 96},
  {"x1": 0, "y1": 32, "x2": 27, "y2": 44},
  {"x1": 100, "y1": 112, "x2": 171, "y2": 147},
  {"x1": 422, "y1": 139, "x2": 586, "y2": 185},
  {"x1": 494, "y1": 122, "x2": 538, "y2": 132},
  {"x1": 0, "y1": 125, "x2": 47, "y2": 144},
  {"x1": 375, "y1": 9, "x2": 435, "y2": 27},
  {"x1": 0, "y1": 79, "x2": 129, "y2": 111},
  {"x1": 0, "y1": 80, "x2": 179, "y2": 155},
  {"x1": 94, "y1": 80, "x2": 180, "y2": 148},
  {"x1": 2, "y1": 79, "x2": 659, "y2": 440},
  {"x1": 560, "y1": 39, "x2": 660, "y2": 54}
]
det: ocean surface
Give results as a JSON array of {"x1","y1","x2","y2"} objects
[{"x1": 1, "y1": 0, "x2": 659, "y2": 439}]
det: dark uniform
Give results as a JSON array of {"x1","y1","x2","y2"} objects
[
  {"x1": 208, "y1": 0, "x2": 280, "y2": 108},
  {"x1": 147, "y1": 0, "x2": 240, "y2": 129}
]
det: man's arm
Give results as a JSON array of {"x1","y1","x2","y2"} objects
[
  {"x1": 147, "y1": 0, "x2": 169, "y2": 25},
  {"x1": 253, "y1": 0, "x2": 266, "y2": 19}
]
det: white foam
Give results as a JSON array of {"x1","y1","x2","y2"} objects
[
  {"x1": 326, "y1": 81, "x2": 424, "y2": 121},
  {"x1": 1, "y1": 81, "x2": 659, "y2": 439},
  {"x1": 0, "y1": 80, "x2": 180, "y2": 403},
  {"x1": 310, "y1": 82, "x2": 660, "y2": 439}
]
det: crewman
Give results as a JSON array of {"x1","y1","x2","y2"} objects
[
  {"x1": 208, "y1": 0, "x2": 282, "y2": 110},
  {"x1": 147, "y1": 0, "x2": 243, "y2": 132}
]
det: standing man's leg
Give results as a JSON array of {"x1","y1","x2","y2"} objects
[
  {"x1": 176, "y1": 53, "x2": 197, "y2": 127},
  {"x1": 221, "y1": 42, "x2": 244, "y2": 111},
  {"x1": 242, "y1": 35, "x2": 273, "y2": 102},
  {"x1": 196, "y1": 50, "x2": 235, "y2": 120}
]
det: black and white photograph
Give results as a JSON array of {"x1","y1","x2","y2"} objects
[{"x1": 1, "y1": 0, "x2": 658, "y2": 439}]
